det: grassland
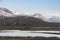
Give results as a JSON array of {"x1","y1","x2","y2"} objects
[
  {"x1": 0, "y1": 26, "x2": 60, "y2": 31},
  {"x1": 0, "y1": 37, "x2": 59, "y2": 40}
]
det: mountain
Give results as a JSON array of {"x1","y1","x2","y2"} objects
[
  {"x1": 47, "y1": 16, "x2": 60, "y2": 23},
  {"x1": 33, "y1": 13, "x2": 47, "y2": 22},
  {"x1": 0, "y1": 8, "x2": 14, "y2": 17},
  {"x1": 0, "y1": 8, "x2": 60, "y2": 30},
  {"x1": 33, "y1": 13, "x2": 60, "y2": 23},
  {"x1": 33, "y1": 13, "x2": 41, "y2": 18}
]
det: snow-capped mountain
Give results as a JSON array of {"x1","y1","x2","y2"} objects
[
  {"x1": 0, "y1": 8, "x2": 60, "y2": 23},
  {"x1": 32, "y1": 13, "x2": 47, "y2": 21},
  {"x1": 47, "y1": 16, "x2": 60, "y2": 23},
  {"x1": 33, "y1": 13, "x2": 41, "y2": 18},
  {"x1": 0, "y1": 8, "x2": 14, "y2": 17},
  {"x1": 32, "y1": 13, "x2": 60, "y2": 23}
]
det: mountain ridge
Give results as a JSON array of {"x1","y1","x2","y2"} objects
[{"x1": 0, "y1": 8, "x2": 60, "y2": 29}]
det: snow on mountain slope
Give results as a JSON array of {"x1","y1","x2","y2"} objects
[
  {"x1": 0, "y1": 8, "x2": 14, "y2": 17},
  {"x1": 32, "y1": 13, "x2": 60, "y2": 23},
  {"x1": 0, "y1": 8, "x2": 60, "y2": 23},
  {"x1": 32, "y1": 13, "x2": 47, "y2": 21},
  {"x1": 47, "y1": 16, "x2": 60, "y2": 23}
]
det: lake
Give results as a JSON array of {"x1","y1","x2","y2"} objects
[{"x1": 0, "y1": 30, "x2": 60, "y2": 38}]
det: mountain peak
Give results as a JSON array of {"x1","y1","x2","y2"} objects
[
  {"x1": 0, "y1": 8, "x2": 13, "y2": 14},
  {"x1": 0, "y1": 8, "x2": 14, "y2": 17}
]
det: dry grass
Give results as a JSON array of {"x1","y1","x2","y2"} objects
[
  {"x1": 0, "y1": 37, "x2": 59, "y2": 40},
  {"x1": 0, "y1": 26, "x2": 60, "y2": 31}
]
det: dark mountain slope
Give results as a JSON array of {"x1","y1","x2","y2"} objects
[{"x1": 0, "y1": 16, "x2": 60, "y2": 27}]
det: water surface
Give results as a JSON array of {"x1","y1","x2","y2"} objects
[{"x1": 0, "y1": 30, "x2": 60, "y2": 38}]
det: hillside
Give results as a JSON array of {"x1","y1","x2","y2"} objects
[
  {"x1": 0, "y1": 16, "x2": 60, "y2": 30},
  {"x1": 0, "y1": 16, "x2": 60, "y2": 27}
]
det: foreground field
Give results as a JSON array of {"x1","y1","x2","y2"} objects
[
  {"x1": 0, "y1": 37, "x2": 60, "y2": 40},
  {"x1": 0, "y1": 26, "x2": 60, "y2": 31}
]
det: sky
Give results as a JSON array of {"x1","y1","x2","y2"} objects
[{"x1": 0, "y1": 0, "x2": 60, "y2": 18}]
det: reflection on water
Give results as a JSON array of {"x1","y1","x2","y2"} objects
[{"x1": 0, "y1": 30, "x2": 60, "y2": 38}]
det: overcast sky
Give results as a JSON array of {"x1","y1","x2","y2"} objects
[{"x1": 0, "y1": 0, "x2": 60, "y2": 18}]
